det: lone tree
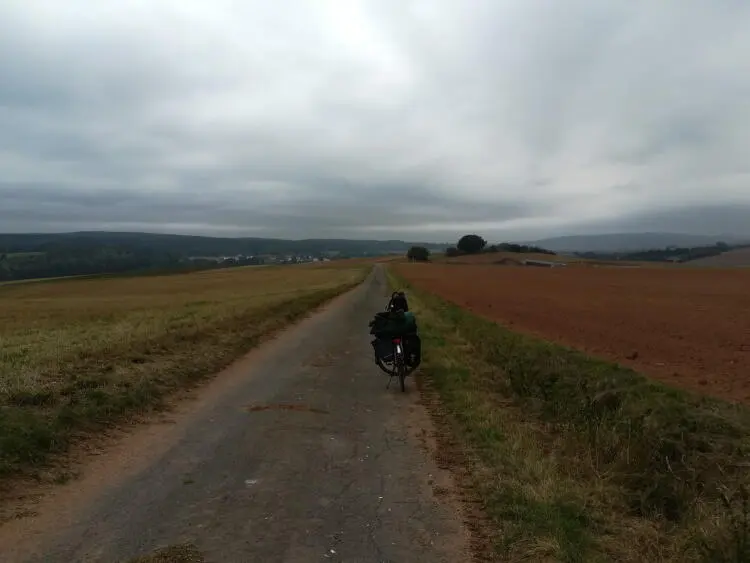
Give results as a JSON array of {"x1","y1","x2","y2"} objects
[
  {"x1": 457, "y1": 234, "x2": 486, "y2": 254},
  {"x1": 407, "y1": 246, "x2": 430, "y2": 262}
]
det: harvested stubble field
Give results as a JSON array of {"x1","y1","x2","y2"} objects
[
  {"x1": 0, "y1": 262, "x2": 369, "y2": 478},
  {"x1": 396, "y1": 263, "x2": 750, "y2": 404}
]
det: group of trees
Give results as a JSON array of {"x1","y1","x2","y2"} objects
[
  {"x1": 443, "y1": 234, "x2": 555, "y2": 257},
  {"x1": 0, "y1": 247, "x2": 191, "y2": 282},
  {"x1": 406, "y1": 234, "x2": 554, "y2": 262},
  {"x1": 407, "y1": 234, "x2": 488, "y2": 262},
  {"x1": 456, "y1": 234, "x2": 487, "y2": 254},
  {"x1": 406, "y1": 246, "x2": 431, "y2": 262}
]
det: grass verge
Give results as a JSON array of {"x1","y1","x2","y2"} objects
[
  {"x1": 391, "y1": 270, "x2": 750, "y2": 562},
  {"x1": 0, "y1": 264, "x2": 369, "y2": 481}
]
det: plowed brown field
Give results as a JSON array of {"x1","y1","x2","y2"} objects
[{"x1": 396, "y1": 263, "x2": 750, "y2": 403}]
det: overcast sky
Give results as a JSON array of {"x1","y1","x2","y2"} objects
[{"x1": 2, "y1": 1, "x2": 750, "y2": 242}]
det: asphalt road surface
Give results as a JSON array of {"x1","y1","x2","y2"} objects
[{"x1": 1, "y1": 266, "x2": 469, "y2": 563}]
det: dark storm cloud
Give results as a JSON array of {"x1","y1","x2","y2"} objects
[{"x1": 1, "y1": 0, "x2": 750, "y2": 240}]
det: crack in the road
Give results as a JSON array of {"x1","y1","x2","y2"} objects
[{"x1": 366, "y1": 468, "x2": 389, "y2": 563}]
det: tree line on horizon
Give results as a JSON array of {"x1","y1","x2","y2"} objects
[
  {"x1": 406, "y1": 235, "x2": 743, "y2": 264},
  {"x1": 575, "y1": 241, "x2": 740, "y2": 263},
  {"x1": 406, "y1": 234, "x2": 556, "y2": 262}
]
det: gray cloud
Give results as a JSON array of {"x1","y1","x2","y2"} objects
[
  {"x1": 578, "y1": 203, "x2": 750, "y2": 238},
  {"x1": 1, "y1": 0, "x2": 750, "y2": 241},
  {"x1": 1, "y1": 182, "x2": 543, "y2": 240}
]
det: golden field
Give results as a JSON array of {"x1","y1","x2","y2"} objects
[{"x1": 0, "y1": 263, "x2": 369, "y2": 478}]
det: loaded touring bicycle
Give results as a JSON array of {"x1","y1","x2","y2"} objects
[{"x1": 369, "y1": 291, "x2": 422, "y2": 392}]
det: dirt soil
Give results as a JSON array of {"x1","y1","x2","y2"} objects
[
  {"x1": 397, "y1": 264, "x2": 750, "y2": 404},
  {"x1": 683, "y1": 247, "x2": 750, "y2": 267}
]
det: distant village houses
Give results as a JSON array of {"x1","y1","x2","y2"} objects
[{"x1": 186, "y1": 253, "x2": 332, "y2": 267}]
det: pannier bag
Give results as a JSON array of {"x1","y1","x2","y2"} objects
[
  {"x1": 371, "y1": 337, "x2": 395, "y2": 364},
  {"x1": 368, "y1": 310, "x2": 418, "y2": 338},
  {"x1": 369, "y1": 307, "x2": 421, "y2": 371},
  {"x1": 403, "y1": 333, "x2": 422, "y2": 369},
  {"x1": 370, "y1": 333, "x2": 421, "y2": 370}
]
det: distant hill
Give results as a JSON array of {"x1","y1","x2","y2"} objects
[
  {"x1": 0, "y1": 231, "x2": 447, "y2": 257},
  {"x1": 0, "y1": 231, "x2": 448, "y2": 282},
  {"x1": 523, "y1": 232, "x2": 750, "y2": 253}
]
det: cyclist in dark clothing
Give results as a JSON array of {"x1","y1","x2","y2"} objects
[{"x1": 387, "y1": 291, "x2": 409, "y2": 312}]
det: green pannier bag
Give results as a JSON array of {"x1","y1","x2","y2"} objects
[{"x1": 369, "y1": 310, "x2": 418, "y2": 338}]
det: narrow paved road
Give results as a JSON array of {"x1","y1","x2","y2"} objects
[{"x1": 2, "y1": 266, "x2": 469, "y2": 562}]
